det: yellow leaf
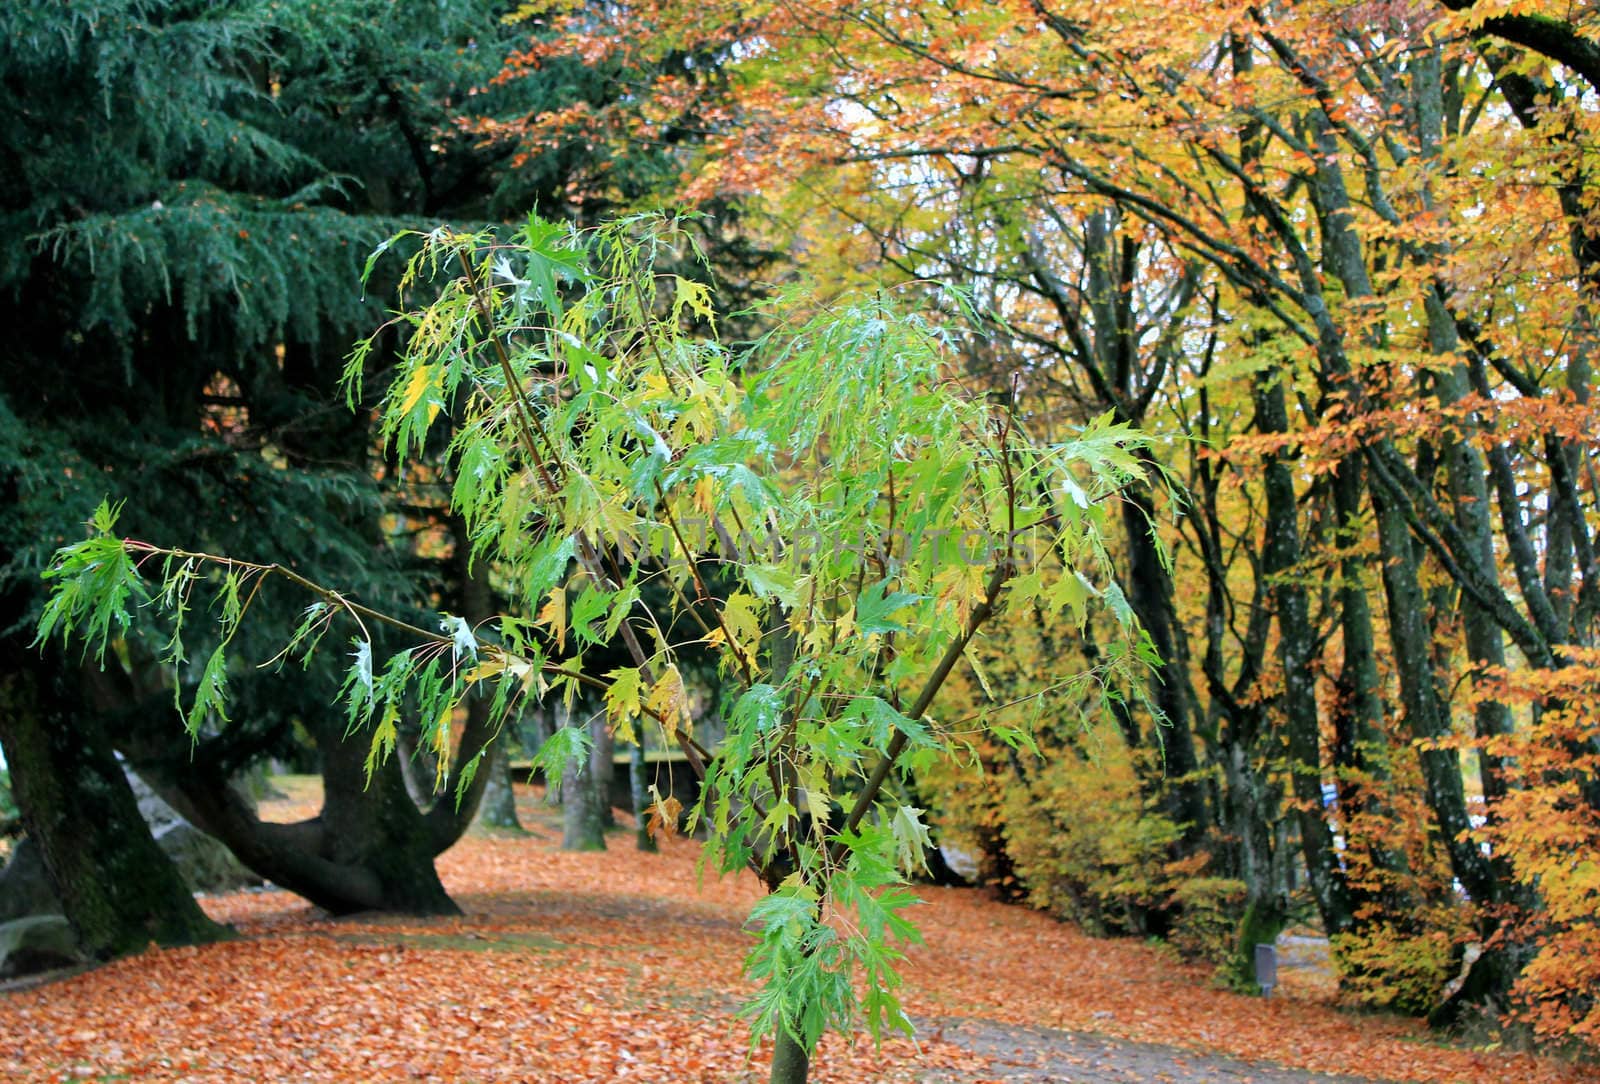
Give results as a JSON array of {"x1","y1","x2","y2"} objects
[
  {"x1": 604, "y1": 666, "x2": 643, "y2": 736},
  {"x1": 645, "y1": 663, "x2": 692, "y2": 741},
  {"x1": 646, "y1": 785, "x2": 683, "y2": 840},
  {"x1": 721, "y1": 592, "x2": 763, "y2": 669},
  {"x1": 399, "y1": 364, "x2": 440, "y2": 423},
  {"x1": 536, "y1": 586, "x2": 566, "y2": 653},
  {"x1": 692, "y1": 474, "x2": 717, "y2": 516},
  {"x1": 463, "y1": 657, "x2": 505, "y2": 684}
]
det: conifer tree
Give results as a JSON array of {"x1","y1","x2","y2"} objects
[{"x1": 0, "y1": 0, "x2": 681, "y2": 923}]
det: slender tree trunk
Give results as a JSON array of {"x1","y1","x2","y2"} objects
[
  {"x1": 1413, "y1": 46, "x2": 1520, "y2": 811},
  {"x1": 769, "y1": 1024, "x2": 810, "y2": 1084},
  {"x1": 1120, "y1": 482, "x2": 1208, "y2": 843},
  {"x1": 1326, "y1": 457, "x2": 1414, "y2": 912},
  {"x1": 1254, "y1": 371, "x2": 1354, "y2": 937},
  {"x1": 629, "y1": 736, "x2": 656, "y2": 852},
  {"x1": 1370, "y1": 493, "x2": 1495, "y2": 897}
]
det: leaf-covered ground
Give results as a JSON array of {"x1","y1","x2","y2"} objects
[{"x1": 0, "y1": 783, "x2": 1586, "y2": 1083}]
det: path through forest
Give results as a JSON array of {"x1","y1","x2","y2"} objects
[{"x1": 0, "y1": 782, "x2": 1582, "y2": 1083}]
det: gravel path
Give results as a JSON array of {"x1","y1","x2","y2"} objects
[{"x1": 926, "y1": 1017, "x2": 1396, "y2": 1083}]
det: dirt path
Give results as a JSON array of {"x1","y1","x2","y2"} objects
[{"x1": 927, "y1": 1018, "x2": 1391, "y2": 1083}]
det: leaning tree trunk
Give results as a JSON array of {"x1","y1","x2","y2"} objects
[
  {"x1": 1119, "y1": 478, "x2": 1208, "y2": 842},
  {"x1": 0, "y1": 646, "x2": 227, "y2": 958},
  {"x1": 113, "y1": 665, "x2": 501, "y2": 917}
]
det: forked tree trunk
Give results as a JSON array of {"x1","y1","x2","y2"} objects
[{"x1": 113, "y1": 674, "x2": 499, "y2": 917}]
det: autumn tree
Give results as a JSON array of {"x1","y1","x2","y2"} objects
[
  {"x1": 41, "y1": 213, "x2": 1152, "y2": 1083},
  {"x1": 492, "y1": 0, "x2": 1600, "y2": 1036}
]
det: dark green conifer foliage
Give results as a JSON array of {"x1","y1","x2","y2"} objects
[{"x1": 0, "y1": 0, "x2": 575, "y2": 924}]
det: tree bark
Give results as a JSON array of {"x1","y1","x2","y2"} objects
[
  {"x1": 1254, "y1": 371, "x2": 1354, "y2": 938},
  {"x1": 769, "y1": 1022, "x2": 810, "y2": 1084},
  {"x1": 476, "y1": 736, "x2": 523, "y2": 831},
  {"x1": 0, "y1": 646, "x2": 228, "y2": 958},
  {"x1": 592, "y1": 705, "x2": 616, "y2": 830},
  {"x1": 1369, "y1": 490, "x2": 1505, "y2": 910},
  {"x1": 629, "y1": 735, "x2": 656, "y2": 852},
  {"x1": 1119, "y1": 481, "x2": 1208, "y2": 841},
  {"x1": 562, "y1": 704, "x2": 608, "y2": 851}
]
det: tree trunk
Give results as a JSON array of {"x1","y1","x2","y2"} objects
[
  {"x1": 1219, "y1": 735, "x2": 1286, "y2": 987},
  {"x1": 562, "y1": 704, "x2": 607, "y2": 851},
  {"x1": 1325, "y1": 457, "x2": 1414, "y2": 913},
  {"x1": 1254, "y1": 372, "x2": 1354, "y2": 938},
  {"x1": 476, "y1": 737, "x2": 523, "y2": 831},
  {"x1": 593, "y1": 706, "x2": 616, "y2": 830},
  {"x1": 1119, "y1": 479, "x2": 1208, "y2": 843},
  {"x1": 394, "y1": 723, "x2": 440, "y2": 808},
  {"x1": 629, "y1": 735, "x2": 656, "y2": 852},
  {"x1": 769, "y1": 1022, "x2": 811, "y2": 1084},
  {"x1": 0, "y1": 647, "x2": 227, "y2": 958},
  {"x1": 1370, "y1": 492, "x2": 1496, "y2": 904},
  {"x1": 316, "y1": 716, "x2": 458, "y2": 914},
  {"x1": 103, "y1": 648, "x2": 503, "y2": 918}
]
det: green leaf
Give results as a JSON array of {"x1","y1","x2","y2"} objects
[
  {"x1": 185, "y1": 645, "x2": 231, "y2": 734},
  {"x1": 890, "y1": 805, "x2": 933, "y2": 875},
  {"x1": 35, "y1": 500, "x2": 147, "y2": 662},
  {"x1": 743, "y1": 564, "x2": 798, "y2": 607},
  {"x1": 529, "y1": 724, "x2": 592, "y2": 792},
  {"x1": 854, "y1": 579, "x2": 924, "y2": 636},
  {"x1": 604, "y1": 666, "x2": 644, "y2": 726},
  {"x1": 731, "y1": 684, "x2": 785, "y2": 734}
]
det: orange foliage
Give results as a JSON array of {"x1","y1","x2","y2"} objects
[{"x1": 1470, "y1": 654, "x2": 1600, "y2": 1046}]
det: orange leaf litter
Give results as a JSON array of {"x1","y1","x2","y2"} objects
[{"x1": 0, "y1": 785, "x2": 1584, "y2": 1083}]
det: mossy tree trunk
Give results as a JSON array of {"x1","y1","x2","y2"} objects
[{"x1": 0, "y1": 645, "x2": 227, "y2": 958}]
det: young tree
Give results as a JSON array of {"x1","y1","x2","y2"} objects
[
  {"x1": 523, "y1": 1, "x2": 1600, "y2": 1032},
  {"x1": 41, "y1": 214, "x2": 1151, "y2": 1082}
]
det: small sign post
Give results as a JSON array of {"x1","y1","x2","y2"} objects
[
  {"x1": 1254, "y1": 942, "x2": 1278, "y2": 997},
  {"x1": 1254, "y1": 940, "x2": 1280, "y2": 1004}
]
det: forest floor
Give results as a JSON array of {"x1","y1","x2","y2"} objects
[{"x1": 0, "y1": 780, "x2": 1587, "y2": 1083}]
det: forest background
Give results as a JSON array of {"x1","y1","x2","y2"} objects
[{"x1": 3, "y1": 0, "x2": 1600, "y2": 1080}]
